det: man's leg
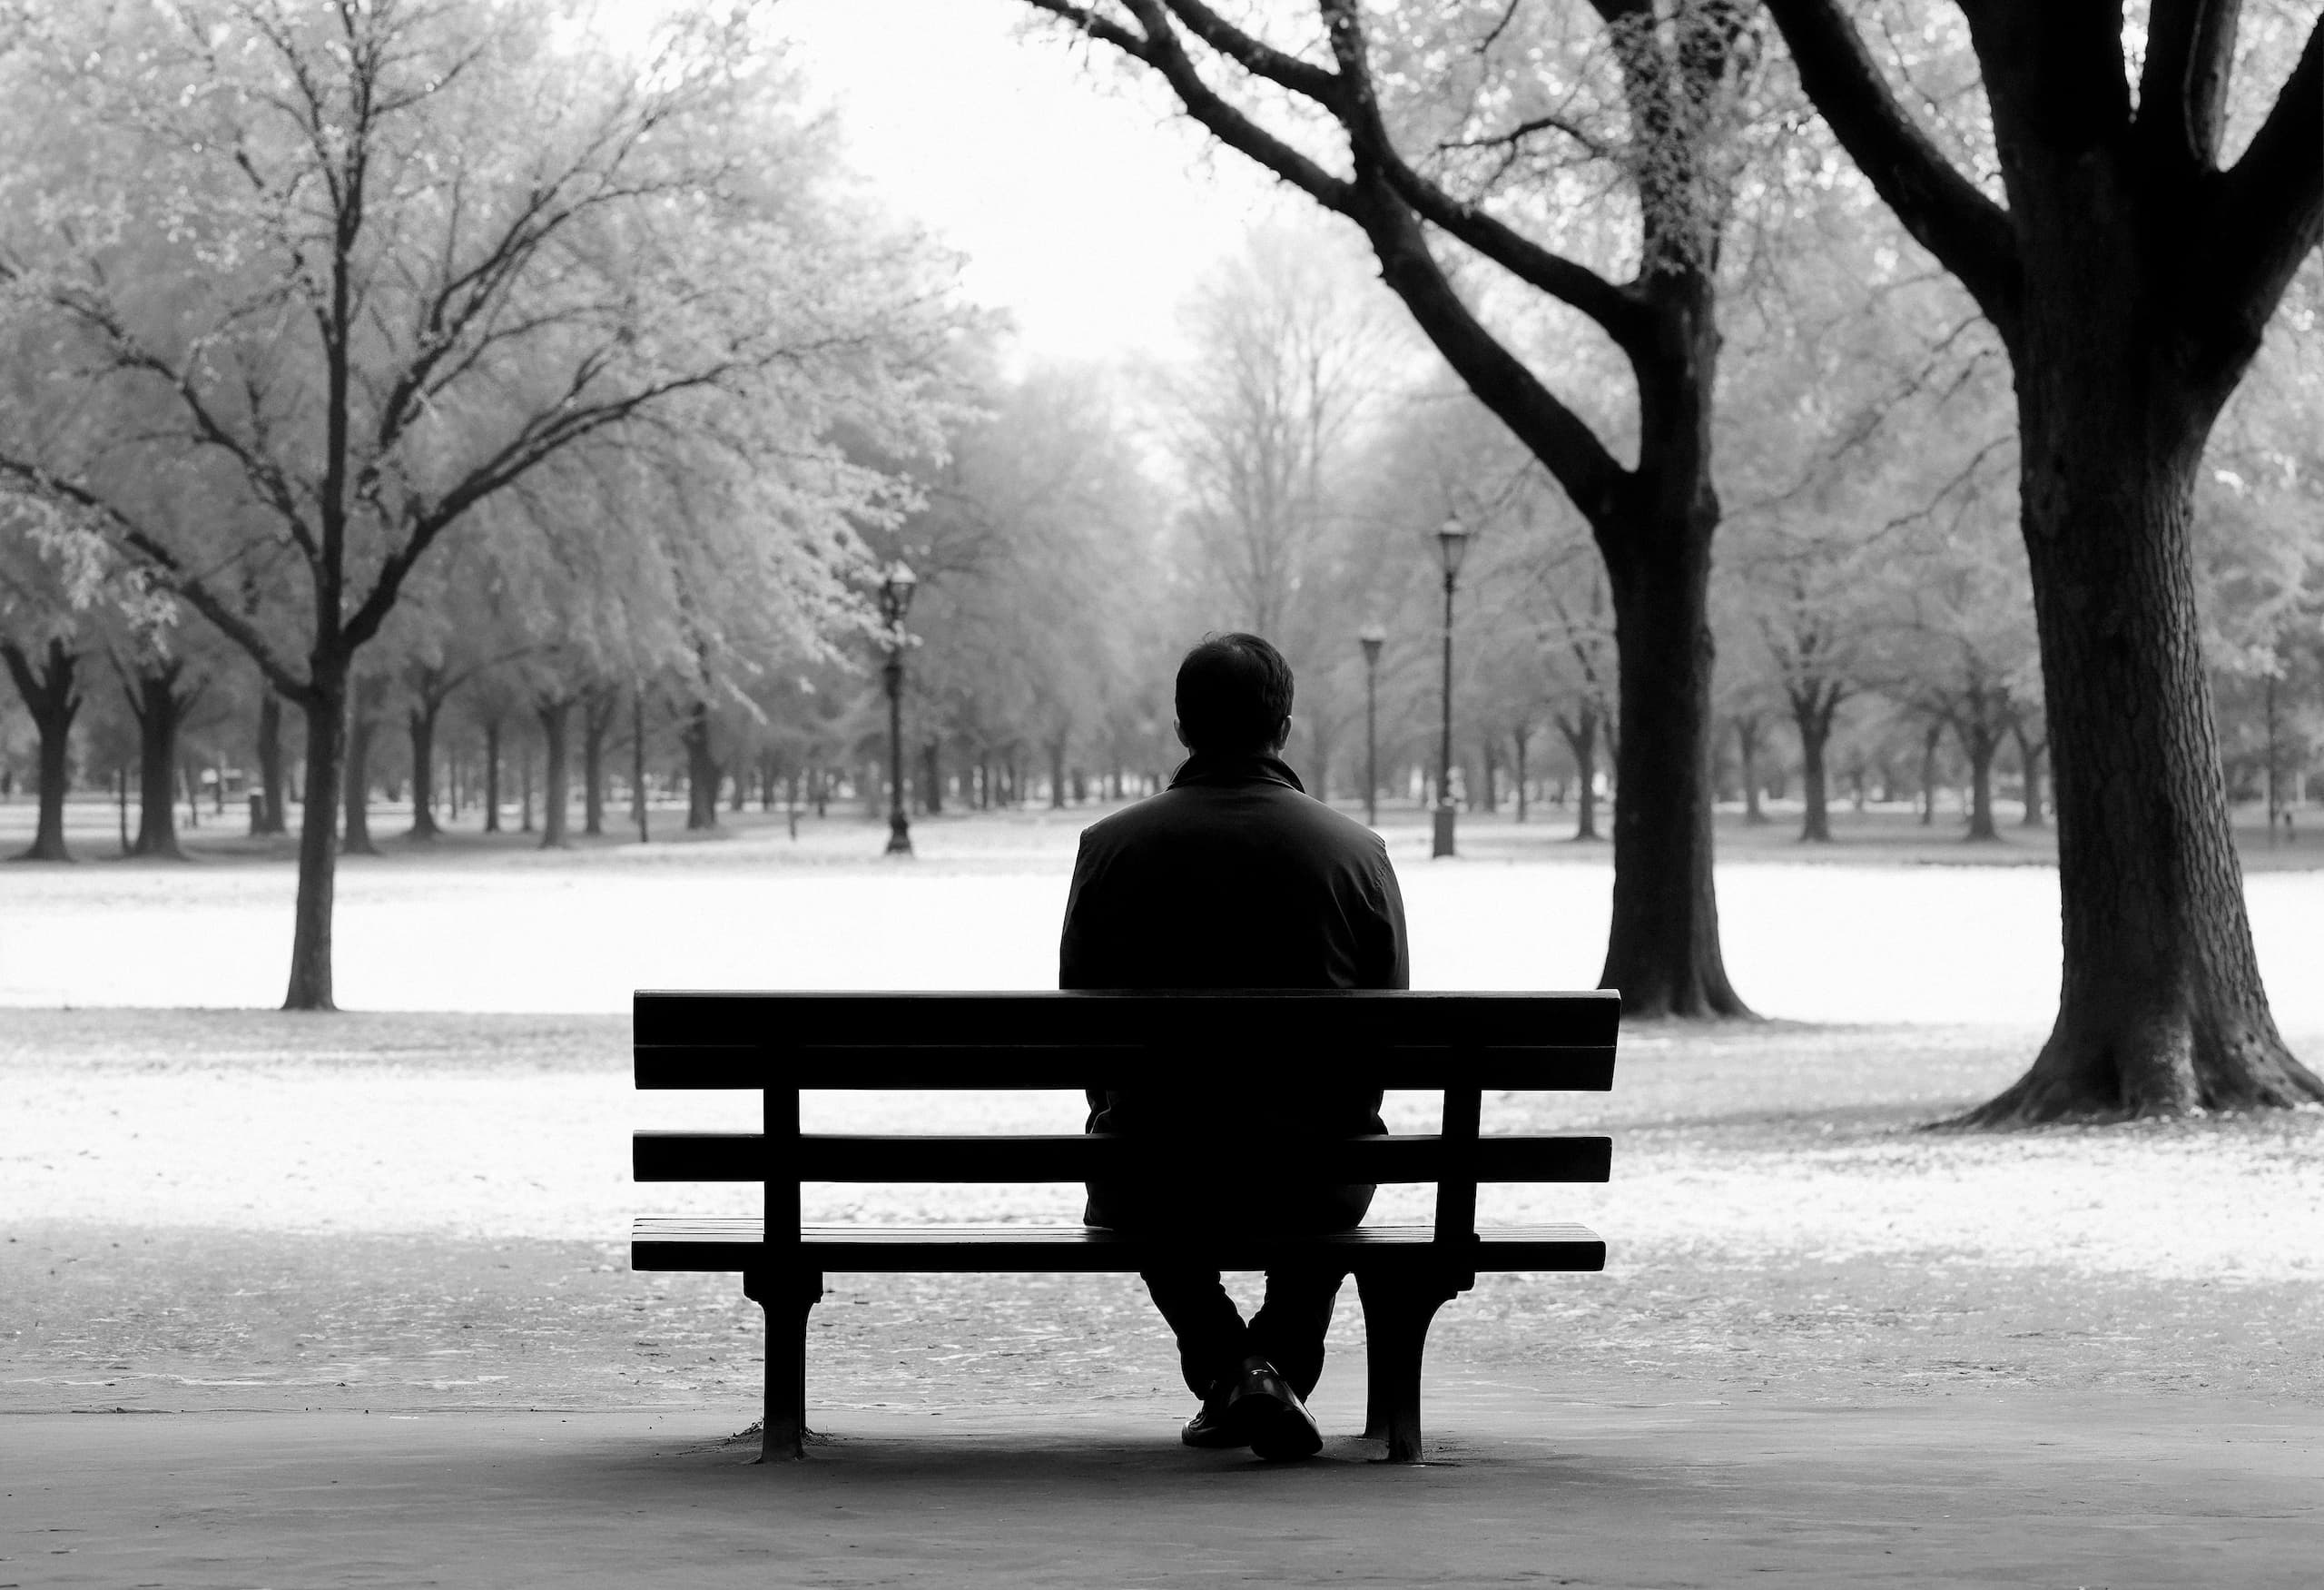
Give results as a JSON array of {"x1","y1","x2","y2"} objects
[
  {"x1": 1248, "y1": 1265, "x2": 1346, "y2": 1401},
  {"x1": 1138, "y1": 1268, "x2": 1250, "y2": 1398}
]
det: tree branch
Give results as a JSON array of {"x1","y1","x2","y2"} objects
[
  {"x1": 2205, "y1": 18, "x2": 2323, "y2": 362},
  {"x1": 0, "y1": 457, "x2": 310, "y2": 701},
  {"x1": 1317, "y1": 0, "x2": 1651, "y2": 347},
  {"x1": 1029, "y1": 0, "x2": 1361, "y2": 213},
  {"x1": 1760, "y1": 0, "x2": 2023, "y2": 338},
  {"x1": 2139, "y1": 0, "x2": 2242, "y2": 169}
]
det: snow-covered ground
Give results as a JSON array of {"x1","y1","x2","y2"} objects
[{"x1": 4, "y1": 815, "x2": 2321, "y2": 1029}]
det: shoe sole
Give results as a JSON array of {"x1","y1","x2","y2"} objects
[{"x1": 1243, "y1": 1399, "x2": 1324, "y2": 1461}]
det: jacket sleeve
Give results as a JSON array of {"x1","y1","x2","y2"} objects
[
  {"x1": 1368, "y1": 844, "x2": 1411, "y2": 991},
  {"x1": 1059, "y1": 831, "x2": 1105, "y2": 990}
]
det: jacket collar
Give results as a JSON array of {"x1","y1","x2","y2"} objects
[{"x1": 1168, "y1": 751, "x2": 1306, "y2": 794}]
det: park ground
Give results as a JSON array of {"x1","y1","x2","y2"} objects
[{"x1": 3, "y1": 800, "x2": 2320, "y2": 1585}]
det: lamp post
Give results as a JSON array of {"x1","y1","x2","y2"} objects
[
  {"x1": 877, "y1": 560, "x2": 917, "y2": 856},
  {"x1": 1433, "y1": 518, "x2": 1470, "y2": 858},
  {"x1": 1359, "y1": 625, "x2": 1385, "y2": 828}
]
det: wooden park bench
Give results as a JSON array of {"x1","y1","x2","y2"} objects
[{"x1": 632, "y1": 990, "x2": 1619, "y2": 1463}]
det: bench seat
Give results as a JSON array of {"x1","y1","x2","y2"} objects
[{"x1": 634, "y1": 1218, "x2": 1607, "y2": 1273}]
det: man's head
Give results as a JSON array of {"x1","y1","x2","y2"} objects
[{"x1": 1175, "y1": 633, "x2": 1294, "y2": 755}]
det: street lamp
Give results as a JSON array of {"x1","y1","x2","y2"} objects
[
  {"x1": 877, "y1": 560, "x2": 918, "y2": 856},
  {"x1": 1433, "y1": 518, "x2": 1470, "y2": 858},
  {"x1": 1358, "y1": 625, "x2": 1385, "y2": 828}
]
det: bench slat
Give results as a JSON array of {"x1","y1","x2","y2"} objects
[
  {"x1": 633, "y1": 1131, "x2": 1612, "y2": 1184},
  {"x1": 631, "y1": 1219, "x2": 1607, "y2": 1274},
  {"x1": 635, "y1": 1046, "x2": 1617, "y2": 1091},
  {"x1": 635, "y1": 991, "x2": 1620, "y2": 1088}
]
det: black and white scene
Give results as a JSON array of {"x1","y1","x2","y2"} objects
[{"x1": 2, "y1": 0, "x2": 2319, "y2": 1584}]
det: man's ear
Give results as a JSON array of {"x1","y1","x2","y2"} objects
[
  {"x1": 1174, "y1": 718, "x2": 1191, "y2": 751},
  {"x1": 1272, "y1": 716, "x2": 1293, "y2": 753}
]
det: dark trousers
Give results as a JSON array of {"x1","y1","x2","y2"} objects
[{"x1": 1141, "y1": 1262, "x2": 1346, "y2": 1400}]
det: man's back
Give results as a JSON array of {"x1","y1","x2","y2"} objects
[{"x1": 1059, "y1": 752, "x2": 1407, "y2": 992}]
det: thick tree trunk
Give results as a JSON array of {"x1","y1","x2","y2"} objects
[
  {"x1": 407, "y1": 702, "x2": 442, "y2": 840},
  {"x1": 537, "y1": 696, "x2": 572, "y2": 849},
  {"x1": 3, "y1": 637, "x2": 79, "y2": 862},
  {"x1": 683, "y1": 701, "x2": 719, "y2": 830},
  {"x1": 1512, "y1": 727, "x2": 1531, "y2": 823},
  {"x1": 1959, "y1": 370, "x2": 2322, "y2": 1121},
  {"x1": 283, "y1": 670, "x2": 348, "y2": 1010},
  {"x1": 1599, "y1": 528, "x2": 1745, "y2": 1016},
  {"x1": 921, "y1": 741, "x2": 943, "y2": 815},
  {"x1": 125, "y1": 662, "x2": 191, "y2": 859},
  {"x1": 255, "y1": 689, "x2": 287, "y2": 835}
]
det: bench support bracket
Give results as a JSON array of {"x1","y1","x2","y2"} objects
[
  {"x1": 743, "y1": 1268, "x2": 824, "y2": 1461},
  {"x1": 1356, "y1": 1267, "x2": 1467, "y2": 1463}
]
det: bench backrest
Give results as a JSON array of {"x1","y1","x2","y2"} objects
[{"x1": 634, "y1": 990, "x2": 1619, "y2": 1259}]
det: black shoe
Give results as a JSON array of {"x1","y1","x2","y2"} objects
[
  {"x1": 1180, "y1": 1382, "x2": 1250, "y2": 1449},
  {"x1": 1227, "y1": 1356, "x2": 1323, "y2": 1462}
]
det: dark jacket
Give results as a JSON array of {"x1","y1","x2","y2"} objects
[{"x1": 1059, "y1": 752, "x2": 1410, "y2": 1231}]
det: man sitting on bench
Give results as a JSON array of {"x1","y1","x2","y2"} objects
[{"x1": 1059, "y1": 632, "x2": 1412, "y2": 1461}]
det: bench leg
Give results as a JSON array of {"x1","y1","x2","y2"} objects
[
  {"x1": 1356, "y1": 1269, "x2": 1461, "y2": 1463},
  {"x1": 743, "y1": 1269, "x2": 823, "y2": 1462}
]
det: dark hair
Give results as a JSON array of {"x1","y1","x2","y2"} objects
[{"x1": 1176, "y1": 633, "x2": 1294, "y2": 754}]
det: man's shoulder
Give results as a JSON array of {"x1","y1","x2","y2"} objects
[{"x1": 1079, "y1": 780, "x2": 1386, "y2": 863}]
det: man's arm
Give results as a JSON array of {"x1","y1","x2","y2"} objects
[
  {"x1": 1369, "y1": 845, "x2": 1411, "y2": 991},
  {"x1": 1059, "y1": 831, "x2": 1108, "y2": 990}
]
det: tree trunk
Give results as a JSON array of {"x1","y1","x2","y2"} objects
[
  {"x1": 124, "y1": 660, "x2": 191, "y2": 859},
  {"x1": 537, "y1": 695, "x2": 572, "y2": 849},
  {"x1": 1918, "y1": 722, "x2": 1942, "y2": 827},
  {"x1": 1736, "y1": 715, "x2": 1767, "y2": 825},
  {"x1": 1598, "y1": 524, "x2": 1746, "y2": 1017},
  {"x1": 2013, "y1": 721, "x2": 2046, "y2": 827},
  {"x1": 683, "y1": 701, "x2": 719, "y2": 830},
  {"x1": 1512, "y1": 726, "x2": 1531, "y2": 823},
  {"x1": 1961, "y1": 717, "x2": 2000, "y2": 842},
  {"x1": 1560, "y1": 706, "x2": 1600, "y2": 844},
  {"x1": 282, "y1": 668, "x2": 348, "y2": 1010},
  {"x1": 921, "y1": 741, "x2": 943, "y2": 815},
  {"x1": 482, "y1": 716, "x2": 503, "y2": 834},
  {"x1": 2, "y1": 637, "x2": 79, "y2": 862},
  {"x1": 1792, "y1": 692, "x2": 1837, "y2": 844},
  {"x1": 407, "y1": 701, "x2": 442, "y2": 840},
  {"x1": 1959, "y1": 358, "x2": 2323, "y2": 1121},
  {"x1": 581, "y1": 687, "x2": 616, "y2": 838},
  {"x1": 1049, "y1": 735, "x2": 1068, "y2": 810},
  {"x1": 340, "y1": 677, "x2": 381, "y2": 856},
  {"x1": 255, "y1": 688, "x2": 287, "y2": 835}
]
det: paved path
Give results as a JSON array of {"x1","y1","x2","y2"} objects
[{"x1": 6, "y1": 1378, "x2": 2317, "y2": 1588}]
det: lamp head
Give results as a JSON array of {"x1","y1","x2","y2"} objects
[
  {"x1": 879, "y1": 560, "x2": 918, "y2": 627},
  {"x1": 1436, "y1": 518, "x2": 1471, "y2": 579},
  {"x1": 1358, "y1": 624, "x2": 1385, "y2": 666}
]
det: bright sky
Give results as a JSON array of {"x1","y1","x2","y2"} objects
[{"x1": 770, "y1": 0, "x2": 1288, "y2": 364}]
